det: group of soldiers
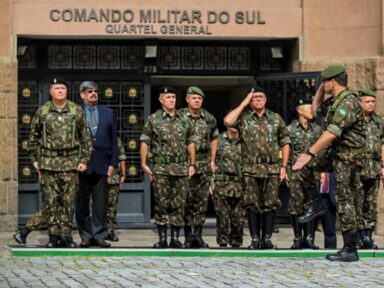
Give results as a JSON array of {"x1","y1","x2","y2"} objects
[
  {"x1": 141, "y1": 64, "x2": 383, "y2": 263},
  {"x1": 13, "y1": 64, "x2": 383, "y2": 262}
]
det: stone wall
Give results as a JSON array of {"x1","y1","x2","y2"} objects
[{"x1": 296, "y1": 57, "x2": 384, "y2": 235}]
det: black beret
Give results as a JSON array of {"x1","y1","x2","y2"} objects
[
  {"x1": 296, "y1": 97, "x2": 312, "y2": 107},
  {"x1": 159, "y1": 86, "x2": 176, "y2": 94},
  {"x1": 249, "y1": 84, "x2": 267, "y2": 94},
  {"x1": 50, "y1": 77, "x2": 68, "y2": 87}
]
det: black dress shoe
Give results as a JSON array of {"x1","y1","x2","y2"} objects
[
  {"x1": 105, "y1": 230, "x2": 119, "y2": 242},
  {"x1": 89, "y1": 238, "x2": 99, "y2": 247},
  {"x1": 13, "y1": 227, "x2": 30, "y2": 245},
  {"x1": 46, "y1": 235, "x2": 59, "y2": 248},
  {"x1": 61, "y1": 236, "x2": 77, "y2": 248},
  {"x1": 97, "y1": 240, "x2": 111, "y2": 248},
  {"x1": 79, "y1": 240, "x2": 90, "y2": 248}
]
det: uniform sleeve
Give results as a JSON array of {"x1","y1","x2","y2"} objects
[
  {"x1": 117, "y1": 137, "x2": 127, "y2": 161},
  {"x1": 28, "y1": 108, "x2": 43, "y2": 164},
  {"x1": 140, "y1": 115, "x2": 153, "y2": 144},
  {"x1": 277, "y1": 115, "x2": 291, "y2": 147},
  {"x1": 326, "y1": 97, "x2": 357, "y2": 137},
  {"x1": 77, "y1": 107, "x2": 92, "y2": 165}
]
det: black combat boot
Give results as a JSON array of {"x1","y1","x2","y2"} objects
[
  {"x1": 302, "y1": 220, "x2": 319, "y2": 249},
  {"x1": 261, "y1": 211, "x2": 277, "y2": 249},
  {"x1": 46, "y1": 235, "x2": 59, "y2": 248},
  {"x1": 247, "y1": 210, "x2": 261, "y2": 250},
  {"x1": 290, "y1": 215, "x2": 303, "y2": 249},
  {"x1": 326, "y1": 230, "x2": 359, "y2": 262},
  {"x1": 106, "y1": 229, "x2": 119, "y2": 242},
  {"x1": 298, "y1": 186, "x2": 325, "y2": 224},
  {"x1": 194, "y1": 225, "x2": 209, "y2": 248},
  {"x1": 169, "y1": 226, "x2": 183, "y2": 248},
  {"x1": 13, "y1": 227, "x2": 31, "y2": 244},
  {"x1": 60, "y1": 235, "x2": 77, "y2": 248},
  {"x1": 153, "y1": 225, "x2": 168, "y2": 248},
  {"x1": 361, "y1": 229, "x2": 378, "y2": 249},
  {"x1": 183, "y1": 225, "x2": 194, "y2": 248}
]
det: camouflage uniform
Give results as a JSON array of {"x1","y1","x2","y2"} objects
[
  {"x1": 28, "y1": 101, "x2": 92, "y2": 237},
  {"x1": 287, "y1": 120, "x2": 322, "y2": 215},
  {"x1": 25, "y1": 210, "x2": 46, "y2": 230},
  {"x1": 236, "y1": 109, "x2": 291, "y2": 212},
  {"x1": 321, "y1": 90, "x2": 366, "y2": 233},
  {"x1": 106, "y1": 137, "x2": 126, "y2": 230},
  {"x1": 179, "y1": 108, "x2": 219, "y2": 227},
  {"x1": 140, "y1": 109, "x2": 195, "y2": 226},
  {"x1": 212, "y1": 132, "x2": 244, "y2": 247},
  {"x1": 359, "y1": 113, "x2": 384, "y2": 231}
]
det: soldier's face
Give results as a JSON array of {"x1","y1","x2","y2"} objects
[
  {"x1": 297, "y1": 104, "x2": 313, "y2": 120},
  {"x1": 49, "y1": 84, "x2": 67, "y2": 101},
  {"x1": 322, "y1": 78, "x2": 334, "y2": 94},
  {"x1": 186, "y1": 94, "x2": 203, "y2": 110},
  {"x1": 359, "y1": 96, "x2": 376, "y2": 114},
  {"x1": 80, "y1": 88, "x2": 99, "y2": 106},
  {"x1": 159, "y1": 93, "x2": 176, "y2": 111},
  {"x1": 250, "y1": 92, "x2": 266, "y2": 110}
]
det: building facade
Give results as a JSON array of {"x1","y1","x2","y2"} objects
[{"x1": 1, "y1": 0, "x2": 384, "y2": 232}]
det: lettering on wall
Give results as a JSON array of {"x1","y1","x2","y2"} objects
[{"x1": 49, "y1": 9, "x2": 266, "y2": 35}]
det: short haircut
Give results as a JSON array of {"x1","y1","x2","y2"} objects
[{"x1": 334, "y1": 72, "x2": 348, "y2": 86}]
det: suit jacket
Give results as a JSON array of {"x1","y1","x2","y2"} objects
[{"x1": 82, "y1": 104, "x2": 118, "y2": 175}]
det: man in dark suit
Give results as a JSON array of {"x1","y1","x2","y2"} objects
[{"x1": 76, "y1": 81, "x2": 118, "y2": 248}]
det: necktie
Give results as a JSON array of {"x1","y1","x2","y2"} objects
[{"x1": 89, "y1": 107, "x2": 98, "y2": 136}]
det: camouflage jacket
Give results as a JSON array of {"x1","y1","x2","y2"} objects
[
  {"x1": 287, "y1": 120, "x2": 322, "y2": 164},
  {"x1": 235, "y1": 108, "x2": 291, "y2": 177},
  {"x1": 321, "y1": 90, "x2": 366, "y2": 165},
  {"x1": 28, "y1": 101, "x2": 92, "y2": 172},
  {"x1": 179, "y1": 107, "x2": 219, "y2": 174},
  {"x1": 360, "y1": 113, "x2": 384, "y2": 179},
  {"x1": 140, "y1": 109, "x2": 195, "y2": 176},
  {"x1": 109, "y1": 137, "x2": 127, "y2": 184},
  {"x1": 213, "y1": 132, "x2": 242, "y2": 197}
]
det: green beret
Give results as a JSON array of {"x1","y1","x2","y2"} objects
[
  {"x1": 187, "y1": 86, "x2": 205, "y2": 97},
  {"x1": 321, "y1": 65, "x2": 346, "y2": 80},
  {"x1": 358, "y1": 88, "x2": 376, "y2": 97}
]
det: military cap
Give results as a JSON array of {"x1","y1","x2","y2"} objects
[
  {"x1": 187, "y1": 86, "x2": 205, "y2": 97},
  {"x1": 358, "y1": 88, "x2": 376, "y2": 98},
  {"x1": 159, "y1": 86, "x2": 176, "y2": 94},
  {"x1": 79, "y1": 81, "x2": 99, "y2": 92},
  {"x1": 296, "y1": 97, "x2": 312, "y2": 107},
  {"x1": 321, "y1": 65, "x2": 346, "y2": 80},
  {"x1": 50, "y1": 77, "x2": 68, "y2": 87},
  {"x1": 249, "y1": 84, "x2": 267, "y2": 95}
]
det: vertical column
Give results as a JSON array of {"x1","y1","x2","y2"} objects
[{"x1": 0, "y1": 0, "x2": 18, "y2": 230}]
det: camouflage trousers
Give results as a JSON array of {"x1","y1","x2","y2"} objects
[
  {"x1": 106, "y1": 184, "x2": 120, "y2": 230},
  {"x1": 152, "y1": 174, "x2": 189, "y2": 226},
  {"x1": 41, "y1": 170, "x2": 78, "y2": 236},
  {"x1": 242, "y1": 175, "x2": 282, "y2": 213},
  {"x1": 288, "y1": 166, "x2": 318, "y2": 215},
  {"x1": 26, "y1": 209, "x2": 46, "y2": 231},
  {"x1": 185, "y1": 173, "x2": 211, "y2": 226},
  {"x1": 212, "y1": 190, "x2": 245, "y2": 246},
  {"x1": 359, "y1": 178, "x2": 379, "y2": 230},
  {"x1": 333, "y1": 159, "x2": 363, "y2": 232}
]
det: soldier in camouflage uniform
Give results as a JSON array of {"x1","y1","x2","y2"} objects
[
  {"x1": 211, "y1": 127, "x2": 245, "y2": 247},
  {"x1": 140, "y1": 86, "x2": 196, "y2": 249},
  {"x1": 287, "y1": 97, "x2": 323, "y2": 249},
  {"x1": 179, "y1": 86, "x2": 219, "y2": 248},
  {"x1": 27, "y1": 77, "x2": 92, "y2": 248},
  {"x1": 224, "y1": 85, "x2": 291, "y2": 250},
  {"x1": 105, "y1": 137, "x2": 126, "y2": 242},
  {"x1": 293, "y1": 65, "x2": 366, "y2": 262},
  {"x1": 357, "y1": 88, "x2": 384, "y2": 249}
]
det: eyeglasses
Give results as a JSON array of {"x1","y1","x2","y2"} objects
[{"x1": 85, "y1": 89, "x2": 98, "y2": 94}]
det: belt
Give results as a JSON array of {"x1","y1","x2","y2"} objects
[
  {"x1": 337, "y1": 146, "x2": 366, "y2": 154},
  {"x1": 243, "y1": 156, "x2": 278, "y2": 164},
  {"x1": 153, "y1": 154, "x2": 188, "y2": 164},
  {"x1": 41, "y1": 148, "x2": 78, "y2": 157},
  {"x1": 215, "y1": 174, "x2": 241, "y2": 182}
]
